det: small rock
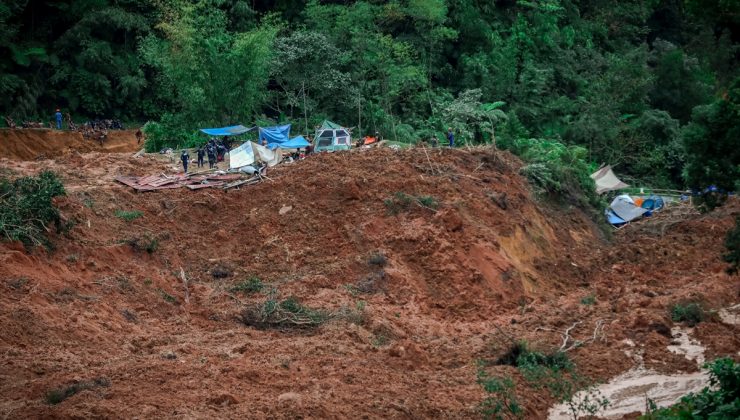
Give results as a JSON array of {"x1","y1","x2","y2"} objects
[
  {"x1": 277, "y1": 392, "x2": 301, "y2": 405},
  {"x1": 279, "y1": 205, "x2": 293, "y2": 215},
  {"x1": 161, "y1": 350, "x2": 177, "y2": 360}
]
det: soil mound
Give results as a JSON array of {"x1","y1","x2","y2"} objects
[
  {"x1": 0, "y1": 128, "x2": 141, "y2": 160},
  {"x1": 0, "y1": 147, "x2": 736, "y2": 418}
]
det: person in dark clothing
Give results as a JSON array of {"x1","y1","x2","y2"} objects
[
  {"x1": 54, "y1": 109, "x2": 63, "y2": 129},
  {"x1": 217, "y1": 143, "x2": 227, "y2": 162},
  {"x1": 181, "y1": 150, "x2": 190, "y2": 173},
  {"x1": 447, "y1": 128, "x2": 454, "y2": 148},
  {"x1": 207, "y1": 145, "x2": 216, "y2": 169},
  {"x1": 197, "y1": 147, "x2": 205, "y2": 168}
]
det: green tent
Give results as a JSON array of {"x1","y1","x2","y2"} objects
[
  {"x1": 320, "y1": 120, "x2": 343, "y2": 130},
  {"x1": 315, "y1": 120, "x2": 351, "y2": 152}
]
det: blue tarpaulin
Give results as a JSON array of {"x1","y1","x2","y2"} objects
[
  {"x1": 259, "y1": 124, "x2": 291, "y2": 145},
  {"x1": 273, "y1": 136, "x2": 310, "y2": 149},
  {"x1": 200, "y1": 125, "x2": 255, "y2": 136}
]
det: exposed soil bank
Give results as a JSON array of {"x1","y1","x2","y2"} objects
[{"x1": 0, "y1": 128, "x2": 141, "y2": 160}]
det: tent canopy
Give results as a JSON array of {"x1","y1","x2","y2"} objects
[
  {"x1": 320, "y1": 120, "x2": 343, "y2": 130},
  {"x1": 200, "y1": 125, "x2": 254, "y2": 136},
  {"x1": 590, "y1": 165, "x2": 629, "y2": 194},
  {"x1": 609, "y1": 195, "x2": 648, "y2": 223},
  {"x1": 278, "y1": 136, "x2": 310, "y2": 149},
  {"x1": 259, "y1": 124, "x2": 291, "y2": 145}
]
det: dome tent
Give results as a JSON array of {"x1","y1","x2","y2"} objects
[{"x1": 314, "y1": 120, "x2": 351, "y2": 152}]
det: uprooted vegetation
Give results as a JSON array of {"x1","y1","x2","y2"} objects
[
  {"x1": 45, "y1": 377, "x2": 110, "y2": 405},
  {"x1": 125, "y1": 233, "x2": 158, "y2": 254},
  {"x1": 0, "y1": 171, "x2": 65, "y2": 248},
  {"x1": 383, "y1": 192, "x2": 439, "y2": 214},
  {"x1": 240, "y1": 291, "x2": 367, "y2": 330}
]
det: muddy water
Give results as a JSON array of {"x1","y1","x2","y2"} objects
[{"x1": 547, "y1": 327, "x2": 709, "y2": 419}]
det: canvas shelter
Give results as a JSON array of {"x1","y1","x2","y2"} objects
[
  {"x1": 590, "y1": 165, "x2": 629, "y2": 194},
  {"x1": 200, "y1": 125, "x2": 255, "y2": 136},
  {"x1": 314, "y1": 120, "x2": 351, "y2": 152},
  {"x1": 258, "y1": 124, "x2": 291, "y2": 147},
  {"x1": 268, "y1": 135, "x2": 310, "y2": 150}
]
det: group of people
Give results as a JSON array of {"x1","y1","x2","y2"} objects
[{"x1": 180, "y1": 138, "x2": 230, "y2": 173}]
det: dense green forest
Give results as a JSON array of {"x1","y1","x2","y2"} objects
[{"x1": 1, "y1": 0, "x2": 738, "y2": 191}]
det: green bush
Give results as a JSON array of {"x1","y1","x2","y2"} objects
[
  {"x1": 580, "y1": 295, "x2": 596, "y2": 305},
  {"x1": 485, "y1": 341, "x2": 608, "y2": 419},
  {"x1": 115, "y1": 209, "x2": 143, "y2": 221},
  {"x1": 670, "y1": 302, "x2": 705, "y2": 326},
  {"x1": 724, "y1": 216, "x2": 740, "y2": 274},
  {"x1": 641, "y1": 358, "x2": 740, "y2": 419},
  {"x1": 502, "y1": 138, "x2": 602, "y2": 211},
  {"x1": 0, "y1": 171, "x2": 65, "y2": 248},
  {"x1": 477, "y1": 366, "x2": 524, "y2": 420}
]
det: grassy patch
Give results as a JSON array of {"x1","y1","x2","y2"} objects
[
  {"x1": 230, "y1": 276, "x2": 263, "y2": 294},
  {"x1": 580, "y1": 294, "x2": 596, "y2": 305},
  {"x1": 0, "y1": 171, "x2": 65, "y2": 248},
  {"x1": 670, "y1": 302, "x2": 706, "y2": 326},
  {"x1": 114, "y1": 209, "x2": 143, "y2": 221},
  {"x1": 45, "y1": 377, "x2": 110, "y2": 405},
  {"x1": 158, "y1": 289, "x2": 178, "y2": 304}
]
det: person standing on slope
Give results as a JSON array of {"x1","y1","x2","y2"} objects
[
  {"x1": 181, "y1": 149, "x2": 190, "y2": 173},
  {"x1": 196, "y1": 146, "x2": 205, "y2": 168},
  {"x1": 55, "y1": 109, "x2": 63, "y2": 130},
  {"x1": 447, "y1": 128, "x2": 454, "y2": 148}
]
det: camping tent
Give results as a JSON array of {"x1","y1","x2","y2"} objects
[
  {"x1": 590, "y1": 165, "x2": 629, "y2": 194},
  {"x1": 258, "y1": 124, "x2": 291, "y2": 147},
  {"x1": 314, "y1": 120, "x2": 351, "y2": 152},
  {"x1": 609, "y1": 194, "x2": 648, "y2": 223},
  {"x1": 200, "y1": 125, "x2": 255, "y2": 136}
]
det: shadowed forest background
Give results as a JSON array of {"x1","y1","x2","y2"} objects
[{"x1": 1, "y1": 0, "x2": 738, "y2": 192}]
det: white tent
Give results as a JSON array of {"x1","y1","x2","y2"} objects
[
  {"x1": 229, "y1": 141, "x2": 255, "y2": 169},
  {"x1": 590, "y1": 165, "x2": 629, "y2": 194}
]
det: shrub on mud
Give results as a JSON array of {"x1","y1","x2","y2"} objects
[
  {"x1": 115, "y1": 209, "x2": 143, "y2": 221},
  {"x1": 45, "y1": 377, "x2": 110, "y2": 405},
  {"x1": 241, "y1": 294, "x2": 330, "y2": 330},
  {"x1": 0, "y1": 171, "x2": 65, "y2": 248},
  {"x1": 481, "y1": 340, "x2": 609, "y2": 419},
  {"x1": 230, "y1": 276, "x2": 263, "y2": 294},
  {"x1": 384, "y1": 192, "x2": 439, "y2": 214},
  {"x1": 670, "y1": 302, "x2": 706, "y2": 326},
  {"x1": 642, "y1": 358, "x2": 740, "y2": 419},
  {"x1": 126, "y1": 234, "x2": 158, "y2": 254}
]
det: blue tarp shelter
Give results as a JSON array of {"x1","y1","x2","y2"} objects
[
  {"x1": 259, "y1": 124, "x2": 291, "y2": 146},
  {"x1": 200, "y1": 125, "x2": 255, "y2": 136},
  {"x1": 268, "y1": 135, "x2": 310, "y2": 150}
]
